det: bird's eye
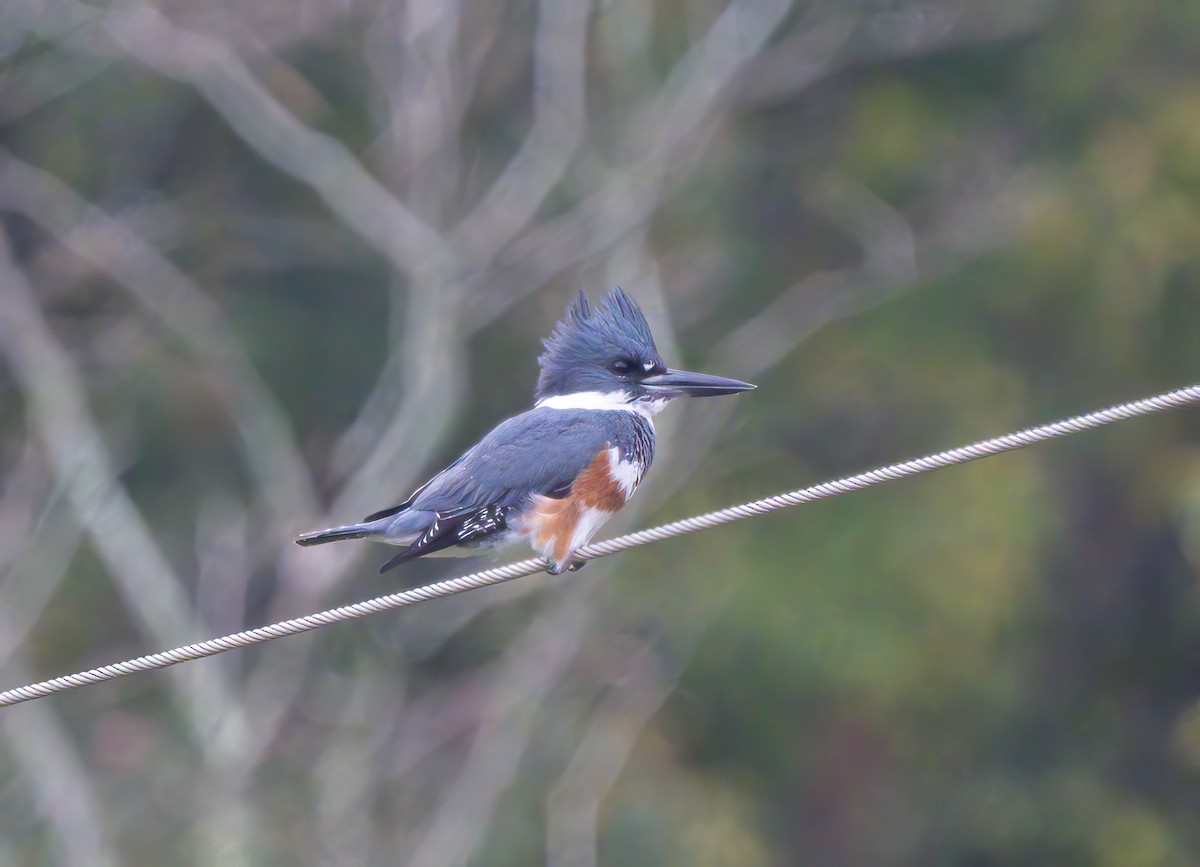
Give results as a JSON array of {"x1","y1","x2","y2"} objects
[{"x1": 610, "y1": 359, "x2": 632, "y2": 374}]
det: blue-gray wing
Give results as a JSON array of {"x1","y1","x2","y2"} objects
[
  {"x1": 413, "y1": 407, "x2": 654, "y2": 511},
  {"x1": 374, "y1": 408, "x2": 654, "y2": 572}
]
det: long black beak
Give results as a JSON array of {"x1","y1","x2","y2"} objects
[{"x1": 641, "y1": 368, "x2": 756, "y2": 398}]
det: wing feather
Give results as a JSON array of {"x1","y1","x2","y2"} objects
[
  {"x1": 378, "y1": 504, "x2": 512, "y2": 573},
  {"x1": 372, "y1": 408, "x2": 653, "y2": 571}
]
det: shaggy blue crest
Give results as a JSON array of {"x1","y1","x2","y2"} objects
[{"x1": 535, "y1": 287, "x2": 665, "y2": 400}]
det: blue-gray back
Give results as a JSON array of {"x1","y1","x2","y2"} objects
[{"x1": 413, "y1": 407, "x2": 655, "y2": 513}]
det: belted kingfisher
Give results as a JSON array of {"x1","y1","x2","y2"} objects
[{"x1": 296, "y1": 287, "x2": 754, "y2": 574}]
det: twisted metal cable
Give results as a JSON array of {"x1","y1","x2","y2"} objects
[{"x1": 3, "y1": 384, "x2": 1198, "y2": 709}]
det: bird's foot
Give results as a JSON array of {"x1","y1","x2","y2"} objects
[{"x1": 546, "y1": 559, "x2": 586, "y2": 575}]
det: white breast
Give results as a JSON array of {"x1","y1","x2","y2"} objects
[{"x1": 607, "y1": 447, "x2": 643, "y2": 499}]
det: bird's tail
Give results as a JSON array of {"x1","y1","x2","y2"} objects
[{"x1": 295, "y1": 523, "x2": 377, "y2": 547}]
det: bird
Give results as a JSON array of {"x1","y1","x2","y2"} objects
[{"x1": 296, "y1": 287, "x2": 755, "y2": 574}]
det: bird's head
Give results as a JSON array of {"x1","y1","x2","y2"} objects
[{"x1": 535, "y1": 287, "x2": 755, "y2": 412}]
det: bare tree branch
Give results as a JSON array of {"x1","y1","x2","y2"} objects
[
  {"x1": 363, "y1": 0, "x2": 506, "y2": 189},
  {"x1": 0, "y1": 46, "x2": 113, "y2": 123},
  {"x1": 452, "y1": 0, "x2": 592, "y2": 264},
  {"x1": 0, "y1": 235, "x2": 258, "y2": 858},
  {"x1": 0, "y1": 151, "x2": 320, "y2": 534},
  {"x1": 0, "y1": 443, "x2": 111, "y2": 866},
  {"x1": 2, "y1": 661, "x2": 118, "y2": 867},
  {"x1": 543, "y1": 643, "x2": 676, "y2": 867},
  {"x1": 462, "y1": 0, "x2": 795, "y2": 330},
  {"x1": 329, "y1": 279, "x2": 467, "y2": 543},
  {"x1": 408, "y1": 584, "x2": 594, "y2": 867},
  {"x1": 368, "y1": 0, "x2": 466, "y2": 217},
  {"x1": 22, "y1": 0, "x2": 451, "y2": 278},
  {"x1": 194, "y1": 492, "x2": 252, "y2": 649},
  {"x1": 0, "y1": 445, "x2": 83, "y2": 670},
  {"x1": 710, "y1": 169, "x2": 1032, "y2": 376},
  {"x1": 739, "y1": 0, "x2": 1050, "y2": 106},
  {"x1": 312, "y1": 660, "x2": 404, "y2": 865},
  {"x1": 323, "y1": 0, "x2": 475, "y2": 521}
]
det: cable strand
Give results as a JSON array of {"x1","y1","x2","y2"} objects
[{"x1": 2, "y1": 384, "x2": 1198, "y2": 709}]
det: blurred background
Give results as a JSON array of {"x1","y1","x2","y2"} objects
[{"x1": 2, "y1": 0, "x2": 1199, "y2": 864}]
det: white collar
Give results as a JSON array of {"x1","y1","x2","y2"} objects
[{"x1": 535, "y1": 391, "x2": 666, "y2": 420}]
